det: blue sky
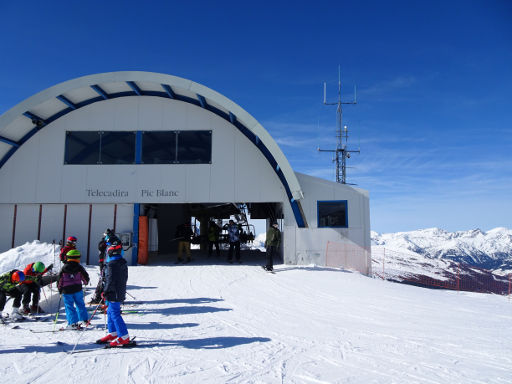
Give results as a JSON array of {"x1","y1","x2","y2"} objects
[{"x1": 1, "y1": 0, "x2": 511, "y2": 233}]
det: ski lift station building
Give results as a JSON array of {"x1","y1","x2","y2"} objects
[{"x1": 0, "y1": 72, "x2": 371, "y2": 274}]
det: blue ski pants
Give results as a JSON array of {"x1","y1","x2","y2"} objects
[
  {"x1": 62, "y1": 291, "x2": 89, "y2": 325},
  {"x1": 107, "y1": 301, "x2": 128, "y2": 338}
]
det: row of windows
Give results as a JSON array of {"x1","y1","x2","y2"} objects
[{"x1": 64, "y1": 131, "x2": 212, "y2": 165}]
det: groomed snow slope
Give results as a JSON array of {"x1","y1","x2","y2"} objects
[{"x1": 1, "y1": 243, "x2": 511, "y2": 383}]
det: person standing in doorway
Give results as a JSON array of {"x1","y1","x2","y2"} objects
[
  {"x1": 264, "y1": 222, "x2": 281, "y2": 272},
  {"x1": 208, "y1": 220, "x2": 221, "y2": 257},
  {"x1": 175, "y1": 222, "x2": 193, "y2": 263},
  {"x1": 225, "y1": 220, "x2": 241, "y2": 264}
]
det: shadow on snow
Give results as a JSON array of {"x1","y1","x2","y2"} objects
[{"x1": 0, "y1": 336, "x2": 271, "y2": 354}]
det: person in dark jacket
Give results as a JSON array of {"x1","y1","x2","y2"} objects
[
  {"x1": 89, "y1": 234, "x2": 108, "y2": 304},
  {"x1": 0, "y1": 270, "x2": 25, "y2": 322},
  {"x1": 207, "y1": 220, "x2": 221, "y2": 257},
  {"x1": 58, "y1": 250, "x2": 90, "y2": 329},
  {"x1": 175, "y1": 223, "x2": 193, "y2": 263},
  {"x1": 224, "y1": 220, "x2": 241, "y2": 263},
  {"x1": 264, "y1": 222, "x2": 281, "y2": 271},
  {"x1": 96, "y1": 239, "x2": 131, "y2": 347}
]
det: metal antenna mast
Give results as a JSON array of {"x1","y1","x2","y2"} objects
[{"x1": 318, "y1": 66, "x2": 359, "y2": 184}]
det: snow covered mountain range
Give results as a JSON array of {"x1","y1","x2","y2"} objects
[{"x1": 371, "y1": 227, "x2": 512, "y2": 276}]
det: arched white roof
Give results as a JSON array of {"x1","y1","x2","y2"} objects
[{"x1": 0, "y1": 71, "x2": 305, "y2": 224}]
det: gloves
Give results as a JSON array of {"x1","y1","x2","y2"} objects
[{"x1": 47, "y1": 263, "x2": 53, "y2": 271}]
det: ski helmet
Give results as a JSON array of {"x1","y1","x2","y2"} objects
[
  {"x1": 67, "y1": 236, "x2": 77, "y2": 244},
  {"x1": 104, "y1": 228, "x2": 114, "y2": 241},
  {"x1": 66, "y1": 249, "x2": 81, "y2": 261},
  {"x1": 11, "y1": 270, "x2": 25, "y2": 283},
  {"x1": 32, "y1": 261, "x2": 45, "y2": 273}
]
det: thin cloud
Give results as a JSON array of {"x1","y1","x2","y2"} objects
[{"x1": 360, "y1": 76, "x2": 417, "y2": 97}]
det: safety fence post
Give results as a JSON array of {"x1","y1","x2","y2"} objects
[
  {"x1": 325, "y1": 241, "x2": 329, "y2": 268},
  {"x1": 456, "y1": 263, "x2": 460, "y2": 292},
  {"x1": 383, "y1": 248, "x2": 385, "y2": 275}
]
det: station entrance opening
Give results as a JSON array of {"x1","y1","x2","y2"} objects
[{"x1": 138, "y1": 202, "x2": 283, "y2": 265}]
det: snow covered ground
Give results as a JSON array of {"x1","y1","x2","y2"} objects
[{"x1": 1, "y1": 242, "x2": 512, "y2": 383}]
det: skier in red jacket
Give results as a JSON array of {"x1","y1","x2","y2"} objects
[
  {"x1": 59, "y1": 236, "x2": 77, "y2": 263},
  {"x1": 19, "y1": 261, "x2": 53, "y2": 314}
]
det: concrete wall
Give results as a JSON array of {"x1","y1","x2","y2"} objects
[
  {"x1": 283, "y1": 173, "x2": 371, "y2": 274},
  {"x1": 0, "y1": 203, "x2": 133, "y2": 265}
]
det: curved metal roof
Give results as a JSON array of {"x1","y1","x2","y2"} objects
[{"x1": 0, "y1": 71, "x2": 305, "y2": 226}]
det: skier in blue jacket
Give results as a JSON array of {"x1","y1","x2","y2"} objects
[{"x1": 224, "y1": 220, "x2": 241, "y2": 263}]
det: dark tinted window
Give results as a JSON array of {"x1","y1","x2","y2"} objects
[
  {"x1": 177, "y1": 131, "x2": 212, "y2": 164},
  {"x1": 318, "y1": 201, "x2": 348, "y2": 228},
  {"x1": 65, "y1": 131, "x2": 101, "y2": 164},
  {"x1": 142, "y1": 131, "x2": 177, "y2": 164},
  {"x1": 100, "y1": 132, "x2": 136, "y2": 164}
]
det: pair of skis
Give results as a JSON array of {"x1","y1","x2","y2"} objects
[
  {"x1": 67, "y1": 337, "x2": 138, "y2": 354},
  {"x1": 29, "y1": 325, "x2": 99, "y2": 333}
]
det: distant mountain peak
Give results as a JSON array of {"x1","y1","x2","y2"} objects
[{"x1": 372, "y1": 227, "x2": 512, "y2": 273}]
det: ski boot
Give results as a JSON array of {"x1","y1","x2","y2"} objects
[
  {"x1": 11, "y1": 307, "x2": 24, "y2": 322},
  {"x1": 96, "y1": 333, "x2": 117, "y2": 344},
  {"x1": 30, "y1": 304, "x2": 45, "y2": 314}
]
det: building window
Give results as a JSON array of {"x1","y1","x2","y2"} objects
[
  {"x1": 65, "y1": 131, "x2": 101, "y2": 164},
  {"x1": 317, "y1": 200, "x2": 348, "y2": 228},
  {"x1": 65, "y1": 131, "x2": 136, "y2": 165},
  {"x1": 65, "y1": 130, "x2": 212, "y2": 165},
  {"x1": 100, "y1": 132, "x2": 136, "y2": 164},
  {"x1": 142, "y1": 131, "x2": 177, "y2": 164},
  {"x1": 177, "y1": 131, "x2": 212, "y2": 164}
]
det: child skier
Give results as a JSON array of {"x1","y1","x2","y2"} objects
[
  {"x1": 57, "y1": 250, "x2": 90, "y2": 329},
  {"x1": 96, "y1": 239, "x2": 134, "y2": 347},
  {"x1": 20, "y1": 261, "x2": 53, "y2": 314},
  {"x1": 59, "y1": 236, "x2": 77, "y2": 263},
  {"x1": 0, "y1": 270, "x2": 26, "y2": 322}
]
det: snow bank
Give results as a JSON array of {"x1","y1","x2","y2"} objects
[{"x1": 0, "y1": 241, "x2": 58, "y2": 274}]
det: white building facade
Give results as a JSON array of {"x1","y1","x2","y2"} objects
[{"x1": 0, "y1": 72, "x2": 371, "y2": 274}]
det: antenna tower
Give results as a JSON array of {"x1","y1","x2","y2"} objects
[{"x1": 318, "y1": 66, "x2": 359, "y2": 184}]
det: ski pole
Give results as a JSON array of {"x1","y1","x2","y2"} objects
[
  {"x1": 39, "y1": 286, "x2": 48, "y2": 316},
  {"x1": 51, "y1": 240, "x2": 56, "y2": 290},
  {"x1": 126, "y1": 291, "x2": 136, "y2": 300},
  {"x1": 85, "y1": 300, "x2": 103, "y2": 327},
  {"x1": 53, "y1": 294, "x2": 62, "y2": 331},
  {"x1": 103, "y1": 300, "x2": 107, "y2": 331},
  {"x1": 69, "y1": 299, "x2": 104, "y2": 354}
]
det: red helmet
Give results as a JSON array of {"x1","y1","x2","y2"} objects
[
  {"x1": 11, "y1": 270, "x2": 25, "y2": 283},
  {"x1": 67, "y1": 236, "x2": 77, "y2": 244}
]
